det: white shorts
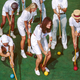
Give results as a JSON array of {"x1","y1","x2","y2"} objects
[
  {"x1": 31, "y1": 34, "x2": 50, "y2": 55},
  {"x1": 17, "y1": 18, "x2": 31, "y2": 36}
]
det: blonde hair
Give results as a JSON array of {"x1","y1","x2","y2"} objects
[{"x1": 25, "y1": 3, "x2": 37, "y2": 12}]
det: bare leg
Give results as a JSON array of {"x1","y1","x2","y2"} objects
[
  {"x1": 1, "y1": 15, "x2": 6, "y2": 28},
  {"x1": 21, "y1": 36, "x2": 26, "y2": 50},
  {"x1": 35, "y1": 54, "x2": 42, "y2": 70},
  {"x1": 44, "y1": 51, "x2": 51, "y2": 67}
]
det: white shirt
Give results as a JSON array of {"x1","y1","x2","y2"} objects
[
  {"x1": 52, "y1": 0, "x2": 68, "y2": 13},
  {"x1": 19, "y1": 10, "x2": 33, "y2": 22},
  {"x1": 69, "y1": 17, "x2": 80, "y2": 33},
  {"x1": 52, "y1": 0, "x2": 68, "y2": 22},
  {"x1": 33, "y1": 24, "x2": 52, "y2": 40},
  {"x1": 2, "y1": 0, "x2": 17, "y2": 13},
  {"x1": 0, "y1": 36, "x2": 14, "y2": 51}
]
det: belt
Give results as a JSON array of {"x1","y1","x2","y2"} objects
[{"x1": 60, "y1": 13, "x2": 65, "y2": 15}]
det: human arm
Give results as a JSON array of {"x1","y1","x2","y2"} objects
[{"x1": 9, "y1": 46, "x2": 14, "y2": 67}]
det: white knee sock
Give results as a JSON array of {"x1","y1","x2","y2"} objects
[{"x1": 76, "y1": 51, "x2": 79, "y2": 57}]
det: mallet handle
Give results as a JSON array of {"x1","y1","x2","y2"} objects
[{"x1": 9, "y1": 56, "x2": 18, "y2": 80}]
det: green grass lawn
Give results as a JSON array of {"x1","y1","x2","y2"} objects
[{"x1": 0, "y1": 0, "x2": 80, "y2": 80}]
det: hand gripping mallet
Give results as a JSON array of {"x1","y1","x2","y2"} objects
[
  {"x1": 26, "y1": 22, "x2": 33, "y2": 57},
  {"x1": 9, "y1": 56, "x2": 17, "y2": 80},
  {"x1": 58, "y1": 4, "x2": 62, "y2": 39},
  {"x1": 40, "y1": 39, "x2": 52, "y2": 73}
]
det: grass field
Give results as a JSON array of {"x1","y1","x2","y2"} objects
[{"x1": 0, "y1": 0, "x2": 80, "y2": 80}]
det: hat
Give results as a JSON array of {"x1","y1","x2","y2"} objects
[
  {"x1": 1, "y1": 35, "x2": 9, "y2": 43},
  {"x1": 11, "y1": 2, "x2": 18, "y2": 10},
  {"x1": 71, "y1": 9, "x2": 80, "y2": 19}
]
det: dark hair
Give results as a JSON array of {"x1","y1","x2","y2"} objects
[
  {"x1": 11, "y1": 2, "x2": 18, "y2": 11},
  {"x1": 40, "y1": 17, "x2": 53, "y2": 33}
]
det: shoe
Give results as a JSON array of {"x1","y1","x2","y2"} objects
[
  {"x1": 16, "y1": 12, "x2": 19, "y2": 15},
  {"x1": 34, "y1": 69, "x2": 40, "y2": 76},
  {"x1": 72, "y1": 55, "x2": 79, "y2": 62},
  {"x1": 21, "y1": 52, "x2": 27, "y2": 58},
  {"x1": 63, "y1": 44, "x2": 67, "y2": 49},
  {"x1": 10, "y1": 33, "x2": 16, "y2": 38},
  {"x1": 45, "y1": 67, "x2": 50, "y2": 72},
  {"x1": 0, "y1": 27, "x2": 3, "y2": 35},
  {"x1": 51, "y1": 44, "x2": 56, "y2": 50},
  {"x1": 1, "y1": 57, "x2": 5, "y2": 61}
]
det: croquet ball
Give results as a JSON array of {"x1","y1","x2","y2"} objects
[
  {"x1": 74, "y1": 66, "x2": 78, "y2": 71},
  {"x1": 10, "y1": 74, "x2": 14, "y2": 78},
  {"x1": 57, "y1": 52, "x2": 61, "y2": 55},
  {"x1": 44, "y1": 71, "x2": 48, "y2": 76},
  {"x1": 34, "y1": 55, "x2": 37, "y2": 58}
]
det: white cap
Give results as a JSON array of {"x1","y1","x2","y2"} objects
[{"x1": 1, "y1": 34, "x2": 9, "y2": 43}]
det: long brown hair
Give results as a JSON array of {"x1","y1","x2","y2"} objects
[
  {"x1": 25, "y1": 3, "x2": 37, "y2": 12},
  {"x1": 40, "y1": 17, "x2": 53, "y2": 33}
]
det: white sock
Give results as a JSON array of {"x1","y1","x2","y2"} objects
[
  {"x1": 11, "y1": 31, "x2": 14, "y2": 34},
  {"x1": 21, "y1": 50, "x2": 24, "y2": 53},
  {"x1": 28, "y1": 46, "x2": 31, "y2": 51},
  {"x1": 76, "y1": 51, "x2": 79, "y2": 57}
]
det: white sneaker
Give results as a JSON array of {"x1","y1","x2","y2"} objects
[
  {"x1": 0, "y1": 27, "x2": 3, "y2": 35},
  {"x1": 10, "y1": 33, "x2": 16, "y2": 38},
  {"x1": 72, "y1": 55, "x2": 79, "y2": 62},
  {"x1": 21, "y1": 52, "x2": 27, "y2": 58},
  {"x1": 45, "y1": 67, "x2": 50, "y2": 72},
  {"x1": 51, "y1": 44, "x2": 56, "y2": 50},
  {"x1": 63, "y1": 44, "x2": 67, "y2": 49},
  {"x1": 1, "y1": 57, "x2": 5, "y2": 61},
  {"x1": 35, "y1": 69, "x2": 40, "y2": 76}
]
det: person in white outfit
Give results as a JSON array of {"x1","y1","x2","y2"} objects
[
  {"x1": 51, "y1": 0, "x2": 68, "y2": 49},
  {"x1": 32, "y1": 0, "x2": 46, "y2": 21},
  {"x1": 31, "y1": 17, "x2": 52, "y2": 76},
  {"x1": 16, "y1": 0, "x2": 26, "y2": 15},
  {"x1": 0, "y1": 34, "x2": 14, "y2": 67},
  {"x1": 17, "y1": 3, "x2": 37, "y2": 58},
  {"x1": 69, "y1": 9, "x2": 80, "y2": 62},
  {"x1": 0, "y1": 0, "x2": 18, "y2": 38}
]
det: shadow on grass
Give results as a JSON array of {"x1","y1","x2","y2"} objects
[{"x1": 33, "y1": 17, "x2": 40, "y2": 23}]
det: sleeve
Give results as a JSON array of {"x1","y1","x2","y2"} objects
[
  {"x1": 35, "y1": 25, "x2": 42, "y2": 40},
  {"x1": 47, "y1": 31, "x2": 52, "y2": 37},
  {"x1": 52, "y1": 0, "x2": 56, "y2": 9},
  {"x1": 8, "y1": 37, "x2": 14, "y2": 46},
  {"x1": 63, "y1": 0, "x2": 68, "y2": 8},
  {"x1": 69, "y1": 17, "x2": 74, "y2": 27}
]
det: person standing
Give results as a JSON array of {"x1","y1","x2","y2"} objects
[
  {"x1": 51, "y1": 0, "x2": 68, "y2": 49},
  {"x1": 31, "y1": 17, "x2": 52, "y2": 76},
  {"x1": 0, "y1": 0, "x2": 18, "y2": 38},
  {"x1": 17, "y1": 3, "x2": 37, "y2": 58},
  {"x1": 69, "y1": 9, "x2": 80, "y2": 62}
]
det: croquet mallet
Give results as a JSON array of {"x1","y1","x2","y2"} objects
[
  {"x1": 26, "y1": 22, "x2": 33, "y2": 57},
  {"x1": 9, "y1": 56, "x2": 17, "y2": 80},
  {"x1": 58, "y1": 4, "x2": 62, "y2": 39},
  {"x1": 40, "y1": 38, "x2": 52, "y2": 72}
]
